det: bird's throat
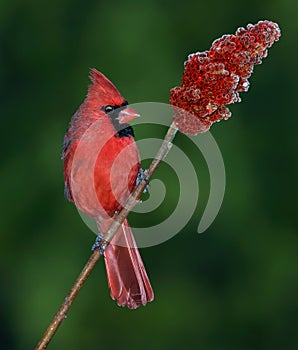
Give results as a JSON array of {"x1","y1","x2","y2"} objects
[{"x1": 112, "y1": 120, "x2": 135, "y2": 138}]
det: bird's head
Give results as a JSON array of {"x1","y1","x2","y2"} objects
[{"x1": 87, "y1": 68, "x2": 140, "y2": 125}]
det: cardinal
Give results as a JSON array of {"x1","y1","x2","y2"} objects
[{"x1": 62, "y1": 68, "x2": 154, "y2": 309}]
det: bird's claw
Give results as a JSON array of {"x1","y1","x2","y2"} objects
[
  {"x1": 136, "y1": 168, "x2": 150, "y2": 193},
  {"x1": 92, "y1": 235, "x2": 108, "y2": 255}
]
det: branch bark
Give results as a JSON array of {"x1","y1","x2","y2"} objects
[{"x1": 35, "y1": 121, "x2": 178, "y2": 350}]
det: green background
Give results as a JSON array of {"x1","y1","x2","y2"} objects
[{"x1": 1, "y1": 0, "x2": 297, "y2": 349}]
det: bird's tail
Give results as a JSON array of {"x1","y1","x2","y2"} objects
[{"x1": 103, "y1": 219, "x2": 154, "y2": 309}]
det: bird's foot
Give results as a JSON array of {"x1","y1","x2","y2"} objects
[
  {"x1": 92, "y1": 235, "x2": 109, "y2": 255},
  {"x1": 136, "y1": 168, "x2": 150, "y2": 193}
]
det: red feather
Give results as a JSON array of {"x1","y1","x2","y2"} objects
[
  {"x1": 104, "y1": 219, "x2": 154, "y2": 309},
  {"x1": 63, "y1": 68, "x2": 154, "y2": 308}
]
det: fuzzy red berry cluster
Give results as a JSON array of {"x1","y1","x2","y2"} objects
[{"x1": 170, "y1": 20, "x2": 281, "y2": 135}]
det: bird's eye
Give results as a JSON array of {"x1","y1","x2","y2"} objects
[{"x1": 104, "y1": 105, "x2": 114, "y2": 113}]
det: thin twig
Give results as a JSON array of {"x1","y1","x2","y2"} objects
[
  {"x1": 35, "y1": 121, "x2": 178, "y2": 350},
  {"x1": 104, "y1": 121, "x2": 178, "y2": 243},
  {"x1": 35, "y1": 250, "x2": 101, "y2": 350}
]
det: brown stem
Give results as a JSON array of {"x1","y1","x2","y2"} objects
[
  {"x1": 35, "y1": 249, "x2": 101, "y2": 350},
  {"x1": 35, "y1": 121, "x2": 179, "y2": 349},
  {"x1": 104, "y1": 121, "x2": 178, "y2": 243}
]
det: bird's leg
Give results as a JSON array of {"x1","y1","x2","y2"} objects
[
  {"x1": 92, "y1": 234, "x2": 109, "y2": 255},
  {"x1": 136, "y1": 167, "x2": 150, "y2": 193}
]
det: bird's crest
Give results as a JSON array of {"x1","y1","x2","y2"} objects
[{"x1": 88, "y1": 68, "x2": 124, "y2": 105}]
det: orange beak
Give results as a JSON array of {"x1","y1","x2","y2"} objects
[{"x1": 117, "y1": 106, "x2": 140, "y2": 124}]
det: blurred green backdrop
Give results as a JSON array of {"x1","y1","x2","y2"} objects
[{"x1": 1, "y1": 0, "x2": 297, "y2": 349}]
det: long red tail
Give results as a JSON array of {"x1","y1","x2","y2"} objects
[{"x1": 103, "y1": 219, "x2": 154, "y2": 309}]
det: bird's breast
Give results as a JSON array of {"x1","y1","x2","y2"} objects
[{"x1": 68, "y1": 130, "x2": 140, "y2": 218}]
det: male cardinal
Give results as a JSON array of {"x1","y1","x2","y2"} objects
[{"x1": 62, "y1": 68, "x2": 154, "y2": 309}]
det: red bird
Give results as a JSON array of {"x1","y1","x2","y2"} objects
[{"x1": 62, "y1": 68, "x2": 154, "y2": 309}]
